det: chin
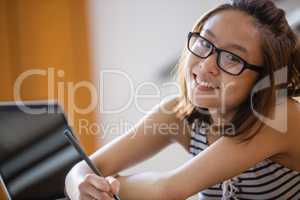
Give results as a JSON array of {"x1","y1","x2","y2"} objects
[
  {"x1": 190, "y1": 96, "x2": 220, "y2": 109},
  {"x1": 189, "y1": 88, "x2": 219, "y2": 108},
  {"x1": 190, "y1": 92, "x2": 241, "y2": 112}
]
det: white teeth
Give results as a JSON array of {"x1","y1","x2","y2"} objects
[{"x1": 198, "y1": 81, "x2": 214, "y2": 88}]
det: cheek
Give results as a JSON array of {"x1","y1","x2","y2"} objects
[
  {"x1": 183, "y1": 55, "x2": 198, "y2": 92},
  {"x1": 184, "y1": 53, "x2": 201, "y2": 74}
]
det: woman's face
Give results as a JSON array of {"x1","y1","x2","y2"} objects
[{"x1": 185, "y1": 10, "x2": 264, "y2": 113}]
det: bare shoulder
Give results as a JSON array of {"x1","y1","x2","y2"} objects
[
  {"x1": 267, "y1": 98, "x2": 300, "y2": 171},
  {"x1": 259, "y1": 97, "x2": 300, "y2": 138},
  {"x1": 286, "y1": 97, "x2": 300, "y2": 145},
  {"x1": 288, "y1": 97, "x2": 300, "y2": 122},
  {"x1": 258, "y1": 97, "x2": 300, "y2": 171},
  {"x1": 285, "y1": 97, "x2": 300, "y2": 138},
  {"x1": 145, "y1": 96, "x2": 179, "y2": 120},
  {"x1": 158, "y1": 96, "x2": 181, "y2": 113},
  {"x1": 232, "y1": 98, "x2": 298, "y2": 155}
]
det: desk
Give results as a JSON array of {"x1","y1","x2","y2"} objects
[{"x1": 0, "y1": 185, "x2": 8, "y2": 200}]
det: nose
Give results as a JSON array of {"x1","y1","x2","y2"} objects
[{"x1": 200, "y1": 53, "x2": 220, "y2": 76}]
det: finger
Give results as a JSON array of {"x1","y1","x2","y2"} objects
[
  {"x1": 79, "y1": 193, "x2": 96, "y2": 200},
  {"x1": 105, "y1": 176, "x2": 120, "y2": 195},
  {"x1": 85, "y1": 174, "x2": 111, "y2": 192},
  {"x1": 100, "y1": 192, "x2": 114, "y2": 200},
  {"x1": 82, "y1": 184, "x2": 103, "y2": 200}
]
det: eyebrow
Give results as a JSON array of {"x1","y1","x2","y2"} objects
[{"x1": 203, "y1": 29, "x2": 248, "y2": 53}]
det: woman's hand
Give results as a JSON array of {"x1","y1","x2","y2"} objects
[
  {"x1": 78, "y1": 174, "x2": 120, "y2": 200},
  {"x1": 67, "y1": 173, "x2": 120, "y2": 200}
]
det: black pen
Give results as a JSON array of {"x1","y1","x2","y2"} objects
[{"x1": 64, "y1": 128, "x2": 121, "y2": 200}]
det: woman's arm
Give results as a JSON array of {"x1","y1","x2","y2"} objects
[
  {"x1": 161, "y1": 124, "x2": 290, "y2": 199},
  {"x1": 110, "y1": 123, "x2": 290, "y2": 200},
  {"x1": 90, "y1": 97, "x2": 188, "y2": 176},
  {"x1": 116, "y1": 172, "x2": 169, "y2": 200},
  {"x1": 65, "y1": 97, "x2": 189, "y2": 199},
  {"x1": 66, "y1": 103, "x2": 290, "y2": 200}
]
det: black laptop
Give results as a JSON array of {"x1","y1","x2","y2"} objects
[{"x1": 0, "y1": 101, "x2": 80, "y2": 200}]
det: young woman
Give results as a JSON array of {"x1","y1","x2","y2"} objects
[{"x1": 65, "y1": 0, "x2": 300, "y2": 199}]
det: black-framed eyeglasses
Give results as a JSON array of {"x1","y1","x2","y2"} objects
[{"x1": 187, "y1": 32, "x2": 264, "y2": 76}]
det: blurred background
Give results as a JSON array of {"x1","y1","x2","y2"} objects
[{"x1": 0, "y1": 0, "x2": 299, "y2": 199}]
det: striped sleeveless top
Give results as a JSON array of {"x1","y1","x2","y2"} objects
[{"x1": 189, "y1": 118, "x2": 300, "y2": 200}]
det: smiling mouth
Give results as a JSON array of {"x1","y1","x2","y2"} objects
[{"x1": 193, "y1": 74, "x2": 220, "y2": 90}]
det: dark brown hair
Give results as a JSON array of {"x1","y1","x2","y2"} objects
[{"x1": 174, "y1": 0, "x2": 300, "y2": 141}]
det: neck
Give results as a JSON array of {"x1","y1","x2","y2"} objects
[{"x1": 208, "y1": 108, "x2": 237, "y2": 126}]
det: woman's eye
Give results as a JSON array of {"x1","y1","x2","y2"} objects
[
  {"x1": 226, "y1": 54, "x2": 241, "y2": 63},
  {"x1": 200, "y1": 40, "x2": 211, "y2": 49}
]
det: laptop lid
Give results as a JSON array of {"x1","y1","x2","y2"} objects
[{"x1": 0, "y1": 101, "x2": 80, "y2": 200}]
